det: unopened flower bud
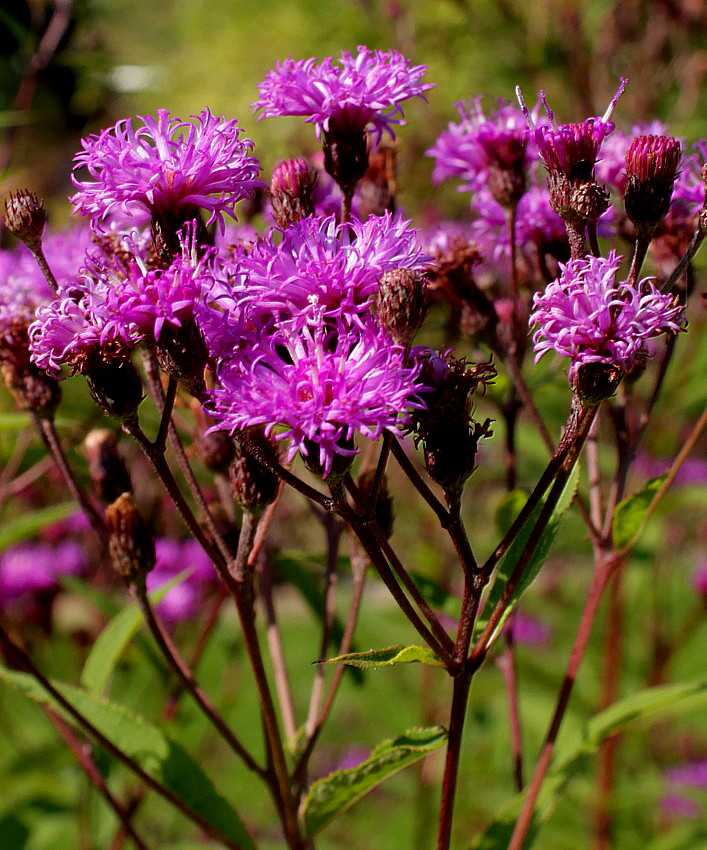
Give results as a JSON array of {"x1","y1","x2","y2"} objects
[
  {"x1": 270, "y1": 159, "x2": 316, "y2": 228},
  {"x1": 3, "y1": 190, "x2": 46, "y2": 251},
  {"x1": 84, "y1": 429, "x2": 132, "y2": 503},
  {"x1": 155, "y1": 320, "x2": 208, "y2": 396},
  {"x1": 106, "y1": 493, "x2": 155, "y2": 586},
  {"x1": 423, "y1": 418, "x2": 493, "y2": 497},
  {"x1": 195, "y1": 430, "x2": 236, "y2": 473},
  {"x1": 624, "y1": 135, "x2": 681, "y2": 235},
  {"x1": 84, "y1": 357, "x2": 144, "y2": 420},
  {"x1": 1, "y1": 355, "x2": 61, "y2": 418},
  {"x1": 570, "y1": 361, "x2": 623, "y2": 404},
  {"x1": 376, "y1": 269, "x2": 429, "y2": 346},
  {"x1": 357, "y1": 468, "x2": 394, "y2": 538},
  {"x1": 230, "y1": 428, "x2": 281, "y2": 512}
]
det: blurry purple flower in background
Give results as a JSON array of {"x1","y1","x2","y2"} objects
[
  {"x1": 0, "y1": 540, "x2": 86, "y2": 603},
  {"x1": 693, "y1": 560, "x2": 707, "y2": 597},
  {"x1": 71, "y1": 109, "x2": 262, "y2": 231},
  {"x1": 661, "y1": 759, "x2": 707, "y2": 821},
  {"x1": 206, "y1": 310, "x2": 428, "y2": 478},
  {"x1": 253, "y1": 46, "x2": 433, "y2": 142},
  {"x1": 505, "y1": 612, "x2": 551, "y2": 646},
  {"x1": 530, "y1": 250, "x2": 685, "y2": 382},
  {"x1": 146, "y1": 538, "x2": 217, "y2": 624}
]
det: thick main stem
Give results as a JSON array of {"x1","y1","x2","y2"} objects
[{"x1": 436, "y1": 671, "x2": 473, "y2": 850}]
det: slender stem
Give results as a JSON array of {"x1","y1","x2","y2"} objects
[
  {"x1": 33, "y1": 414, "x2": 105, "y2": 536},
  {"x1": 627, "y1": 233, "x2": 651, "y2": 286},
  {"x1": 154, "y1": 375, "x2": 178, "y2": 453},
  {"x1": 0, "y1": 623, "x2": 245, "y2": 850},
  {"x1": 389, "y1": 436, "x2": 450, "y2": 525},
  {"x1": 44, "y1": 708, "x2": 149, "y2": 850},
  {"x1": 587, "y1": 222, "x2": 601, "y2": 258},
  {"x1": 364, "y1": 431, "x2": 392, "y2": 522},
  {"x1": 499, "y1": 626, "x2": 525, "y2": 791},
  {"x1": 507, "y1": 550, "x2": 621, "y2": 850},
  {"x1": 132, "y1": 582, "x2": 264, "y2": 777},
  {"x1": 502, "y1": 385, "x2": 520, "y2": 491},
  {"x1": 436, "y1": 671, "x2": 472, "y2": 850},
  {"x1": 500, "y1": 354, "x2": 555, "y2": 454},
  {"x1": 660, "y1": 224, "x2": 705, "y2": 294}
]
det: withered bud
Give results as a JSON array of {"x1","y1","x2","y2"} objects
[
  {"x1": 570, "y1": 362, "x2": 623, "y2": 404},
  {"x1": 230, "y1": 428, "x2": 281, "y2": 512},
  {"x1": 84, "y1": 429, "x2": 132, "y2": 503},
  {"x1": 624, "y1": 135, "x2": 681, "y2": 234},
  {"x1": 1, "y1": 353, "x2": 61, "y2": 418},
  {"x1": 195, "y1": 430, "x2": 236, "y2": 473},
  {"x1": 84, "y1": 357, "x2": 144, "y2": 420},
  {"x1": 486, "y1": 136, "x2": 528, "y2": 208},
  {"x1": 423, "y1": 418, "x2": 494, "y2": 499},
  {"x1": 3, "y1": 190, "x2": 46, "y2": 250},
  {"x1": 357, "y1": 142, "x2": 397, "y2": 217},
  {"x1": 270, "y1": 159, "x2": 317, "y2": 228},
  {"x1": 376, "y1": 269, "x2": 429, "y2": 346},
  {"x1": 357, "y1": 468, "x2": 394, "y2": 538},
  {"x1": 323, "y1": 119, "x2": 370, "y2": 197},
  {"x1": 106, "y1": 493, "x2": 155, "y2": 586}
]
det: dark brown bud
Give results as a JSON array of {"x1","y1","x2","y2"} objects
[
  {"x1": 155, "y1": 320, "x2": 208, "y2": 396},
  {"x1": 357, "y1": 142, "x2": 397, "y2": 218},
  {"x1": 303, "y1": 435, "x2": 356, "y2": 484},
  {"x1": 323, "y1": 118, "x2": 370, "y2": 197},
  {"x1": 624, "y1": 135, "x2": 681, "y2": 234},
  {"x1": 570, "y1": 362, "x2": 623, "y2": 403},
  {"x1": 3, "y1": 190, "x2": 46, "y2": 250},
  {"x1": 270, "y1": 159, "x2": 317, "y2": 228},
  {"x1": 357, "y1": 468, "x2": 394, "y2": 538},
  {"x1": 106, "y1": 493, "x2": 155, "y2": 586},
  {"x1": 230, "y1": 428, "x2": 281, "y2": 512},
  {"x1": 1, "y1": 353, "x2": 61, "y2": 418},
  {"x1": 376, "y1": 269, "x2": 429, "y2": 346},
  {"x1": 423, "y1": 418, "x2": 493, "y2": 498},
  {"x1": 84, "y1": 357, "x2": 144, "y2": 420},
  {"x1": 195, "y1": 430, "x2": 236, "y2": 473},
  {"x1": 84, "y1": 429, "x2": 133, "y2": 503},
  {"x1": 486, "y1": 137, "x2": 528, "y2": 208}
]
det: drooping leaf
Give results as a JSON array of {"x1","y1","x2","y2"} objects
[
  {"x1": 612, "y1": 473, "x2": 668, "y2": 550},
  {"x1": 325, "y1": 644, "x2": 444, "y2": 669},
  {"x1": 469, "y1": 680, "x2": 707, "y2": 849},
  {"x1": 302, "y1": 726, "x2": 447, "y2": 837},
  {"x1": 80, "y1": 570, "x2": 192, "y2": 695},
  {"x1": 0, "y1": 666, "x2": 255, "y2": 850},
  {"x1": 474, "y1": 465, "x2": 579, "y2": 648},
  {"x1": 0, "y1": 503, "x2": 76, "y2": 552},
  {"x1": 495, "y1": 490, "x2": 529, "y2": 536}
]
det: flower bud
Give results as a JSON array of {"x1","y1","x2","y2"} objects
[
  {"x1": 84, "y1": 429, "x2": 132, "y2": 503},
  {"x1": 229, "y1": 428, "x2": 281, "y2": 512},
  {"x1": 3, "y1": 190, "x2": 46, "y2": 251},
  {"x1": 195, "y1": 430, "x2": 236, "y2": 473},
  {"x1": 270, "y1": 159, "x2": 316, "y2": 228},
  {"x1": 106, "y1": 493, "x2": 155, "y2": 586},
  {"x1": 323, "y1": 115, "x2": 370, "y2": 196},
  {"x1": 423, "y1": 418, "x2": 492, "y2": 497},
  {"x1": 376, "y1": 269, "x2": 429, "y2": 346},
  {"x1": 570, "y1": 361, "x2": 623, "y2": 404},
  {"x1": 1, "y1": 355, "x2": 61, "y2": 418},
  {"x1": 303, "y1": 435, "x2": 356, "y2": 484},
  {"x1": 155, "y1": 320, "x2": 208, "y2": 396},
  {"x1": 624, "y1": 135, "x2": 681, "y2": 235},
  {"x1": 84, "y1": 357, "x2": 144, "y2": 420}
]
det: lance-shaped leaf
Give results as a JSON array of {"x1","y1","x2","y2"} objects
[
  {"x1": 0, "y1": 666, "x2": 255, "y2": 850},
  {"x1": 80, "y1": 569, "x2": 193, "y2": 695},
  {"x1": 612, "y1": 473, "x2": 668, "y2": 550},
  {"x1": 473, "y1": 465, "x2": 580, "y2": 649},
  {"x1": 0, "y1": 503, "x2": 76, "y2": 552},
  {"x1": 302, "y1": 726, "x2": 447, "y2": 837},
  {"x1": 469, "y1": 680, "x2": 707, "y2": 849},
  {"x1": 324, "y1": 644, "x2": 445, "y2": 669}
]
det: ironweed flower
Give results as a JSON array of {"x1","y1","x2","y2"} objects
[
  {"x1": 0, "y1": 540, "x2": 85, "y2": 603},
  {"x1": 253, "y1": 46, "x2": 433, "y2": 142},
  {"x1": 71, "y1": 109, "x2": 262, "y2": 232},
  {"x1": 146, "y1": 538, "x2": 217, "y2": 624},
  {"x1": 206, "y1": 311, "x2": 427, "y2": 478},
  {"x1": 530, "y1": 251, "x2": 685, "y2": 390}
]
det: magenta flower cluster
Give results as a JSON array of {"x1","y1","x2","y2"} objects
[
  {"x1": 530, "y1": 251, "x2": 684, "y2": 381},
  {"x1": 253, "y1": 46, "x2": 433, "y2": 141},
  {"x1": 71, "y1": 108, "x2": 262, "y2": 230}
]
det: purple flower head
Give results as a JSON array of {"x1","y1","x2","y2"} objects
[
  {"x1": 231, "y1": 212, "x2": 429, "y2": 326},
  {"x1": 517, "y1": 80, "x2": 626, "y2": 180},
  {"x1": 427, "y1": 96, "x2": 534, "y2": 196},
  {"x1": 206, "y1": 311, "x2": 427, "y2": 478},
  {"x1": 253, "y1": 46, "x2": 433, "y2": 142},
  {"x1": 71, "y1": 109, "x2": 263, "y2": 231},
  {"x1": 664, "y1": 759, "x2": 707, "y2": 791},
  {"x1": 146, "y1": 538, "x2": 216, "y2": 624},
  {"x1": 530, "y1": 250, "x2": 685, "y2": 383}
]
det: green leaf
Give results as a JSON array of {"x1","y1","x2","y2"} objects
[
  {"x1": 0, "y1": 666, "x2": 255, "y2": 850},
  {"x1": 302, "y1": 726, "x2": 447, "y2": 837},
  {"x1": 81, "y1": 570, "x2": 193, "y2": 695},
  {"x1": 0, "y1": 503, "x2": 76, "y2": 552},
  {"x1": 325, "y1": 644, "x2": 445, "y2": 669},
  {"x1": 469, "y1": 680, "x2": 707, "y2": 849},
  {"x1": 0, "y1": 412, "x2": 75, "y2": 432},
  {"x1": 612, "y1": 473, "x2": 668, "y2": 549},
  {"x1": 495, "y1": 490, "x2": 529, "y2": 536},
  {"x1": 474, "y1": 465, "x2": 579, "y2": 648}
]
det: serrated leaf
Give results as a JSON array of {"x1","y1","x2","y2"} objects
[
  {"x1": 474, "y1": 465, "x2": 579, "y2": 648},
  {"x1": 0, "y1": 503, "x2": 76, "y2": 552},
  {"x1": 325, "y1": 644, "x2": 444, "y2": 669},
  {"x1": 0, "y1": 666, "x2": 255, "y2": 850},
  {"x1": 612, "y1": 473, "x2": 668, "y2": 549},
  {"x1": 81, "y1": 569, "x2": 194, "y2": 695},
  {"x1": 469, "y1": 680, "x2": 707, "y2": 849},
  {"x1": 302, "y1": 726, "x2": 447, "y2": 837}
]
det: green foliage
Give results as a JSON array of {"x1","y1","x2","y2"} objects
[
  {"x1": 612, "y1": 474, "x2": 668, "y2": 550},
  {"x1": 0, "y1": 666, "x2": 255, "y2": 850},
  {"x1": 0, "y1": 503, "x2": 76, "y2": 552},
  {"x1": 302, "y1": 726, "x2": 447, "y2": 838},
  {"x1": 325, "y1": 644, "x2": 445, "y2": 669}
]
